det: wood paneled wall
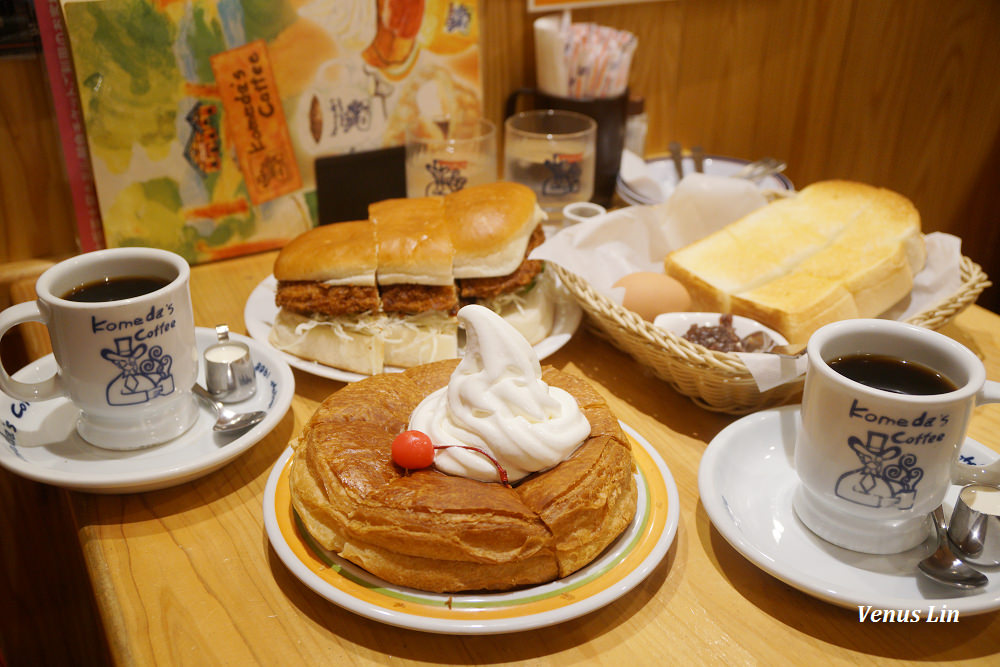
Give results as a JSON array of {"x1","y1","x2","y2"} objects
[{"x1": 2, "y1": 0, "x2": 998, "y2": 310}]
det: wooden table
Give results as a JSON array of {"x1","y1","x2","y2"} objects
[{"x1": 5, "y1": 250, "x2": 1000, "y2": 665}]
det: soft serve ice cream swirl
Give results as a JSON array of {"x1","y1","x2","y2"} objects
[{"x1": 409, "y1": 304, "x2": 591, "y2": 483}]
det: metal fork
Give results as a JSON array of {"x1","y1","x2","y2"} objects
[
  {"x1": 668, "y1": 141, "x2": 684, "y2": 180},
  {"x1": 669, "y1": 143, "x2": 706, "y2": 177},
  {"x1": 691, "y1": 146, "x2": 705, "y2": 173}
]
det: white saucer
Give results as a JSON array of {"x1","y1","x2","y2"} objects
[
  {"x1": 263, "y1": 422, "x2": 680, "y2": 634},
  {"x1": 0, "y1": 328, "x2": 295, "y2": 493},
  {"x1": 699, "y1": 405, "x2": 1000, "y2": 616},
  {"x1": 244, "y1": 274, "x2": 583, "y2": 383}
]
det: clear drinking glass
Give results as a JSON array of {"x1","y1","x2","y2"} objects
[
  {"x1": 405, "y1": 117, "x2": 497, "y2": 198},
  {"x1": 503, "y1": 109, "x2": 597, "y2": 214}
]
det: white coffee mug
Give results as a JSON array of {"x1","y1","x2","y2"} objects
[
  {"x1": 793, "y1": 319, "x2": 1000, "y2": 554},
  {"x1": 0, "y1": 248, "x2": 199, "y2": 450}
]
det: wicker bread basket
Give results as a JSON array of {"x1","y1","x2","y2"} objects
[{"x1": 551, "y1": 257, "x2": 991, "y2": 415}]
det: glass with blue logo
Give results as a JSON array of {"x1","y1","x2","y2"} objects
[
  {"x1": 405, "y1": 116, "x2": 497, "y2": 198},
  {"x1": 503, "y1": 109, "x2": 597, "y2": 215}
]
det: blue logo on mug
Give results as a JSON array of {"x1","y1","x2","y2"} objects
[
  {"x1": 834, "y1": 431, "x2": 923, "y2": 509},
  {"x1": 101, "y1": 337, "x2": 175, "y2": 406}
]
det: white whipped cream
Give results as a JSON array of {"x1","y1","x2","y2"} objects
[{"x1": 408, "y1": 304, "x2": 590, "y2": 483}]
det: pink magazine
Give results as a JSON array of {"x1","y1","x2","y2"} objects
[{"x1": 33, "y1": 0, "x2": 104, "y2": 252}]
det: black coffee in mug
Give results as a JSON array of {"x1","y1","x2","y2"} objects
[
  {"x1": 828, "y1": 353, "x2": 958, "y2": 395},
  {"x1": 62, "y1": 276, "x2": 170, "y2": 303}
]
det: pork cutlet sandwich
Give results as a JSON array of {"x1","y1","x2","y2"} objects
[
  {"x1": 269, "y1": 219, "x2": 391, "y2": 375},
  {"x1": 269, "y1": 182, "x2": 550, "y2": 374}
]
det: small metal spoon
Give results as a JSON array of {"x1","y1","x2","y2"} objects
[
  {"x1": 768, "y1": 343, "x2": 807, "y2": 359},
  {"x1": 917, "y1": 506, "x2": 988, "y2": 590},
  {"x1": 733, "y1": 156, "x2": 787, "y2": 183},
  {"x1": 192, "y1": 383, "x2": 267, "y2": 433},
  {"x1": 736, "y1": 331, "x2": 805, "y2": 358}
]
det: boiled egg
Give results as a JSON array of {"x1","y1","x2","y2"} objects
[{"x1": 613, "y1": 272, "x2": 691, "y2": 321}]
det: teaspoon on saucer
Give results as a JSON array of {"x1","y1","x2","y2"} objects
[
  {"x1": 917, "y1": 506, "x2": 988, "y2": 590},
  {"x1": 192, "y1": 383, "x2": 267, "y2": 433}
]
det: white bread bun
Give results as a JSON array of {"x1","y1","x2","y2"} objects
[
  {"x1": 274, "y1": 220, "x2": 376, "y2": 286},
  {"x1": 269, "y1": 308, "x2": 384, "y2": 375},
  {"x1": 370, "y1": 197, "x2": 455, "y2": 286},
  {"x1": 444, "y1": 182, "x2": 546, "y2": 279},
  {"x1": 665, "y1": 180, "x2": 924, "y2": 343}
]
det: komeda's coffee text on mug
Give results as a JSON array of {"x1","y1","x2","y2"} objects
[
  {"x1": 91, "y1": 303, "x2": 178, "y2": 338},
  {"x1": 848, "y1": 399, "x2": 951, "y2": 445}
]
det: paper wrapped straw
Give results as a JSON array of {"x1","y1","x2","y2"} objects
[
  {"x1": 534, "y1": 12, "x2": 637, "y2": 100},
  {"x1": 565, "y1": 21, "x2": 637, "y2": 99}
]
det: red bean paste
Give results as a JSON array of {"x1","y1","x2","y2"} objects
[{"x1": 682, "y1": 314, "x2": 770, "y2": 352}]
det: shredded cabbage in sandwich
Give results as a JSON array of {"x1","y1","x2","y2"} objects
[
  {"x1": 288, "y1": 311, "x2": 384, "y2": 343},
  {"x1": 380, "y1": 310, "x2": 455, "y2": 343}
]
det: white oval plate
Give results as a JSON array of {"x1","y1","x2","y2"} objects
[
  {"x1": 263, "y1": 422, "x2": 679, "y2": 634},
  {"x1": 653, "y1": 311, "x2": 788, "y2": 346},
  {"x1": 617, "y1": 154, "x2": 794, "y2": 206},
  {"x1": 0, "y1": 328, "x2": 294, "y2": 493},
  {"x1": 245, "y1": 274, "x2": 583, "y2": 383},
  {"x1": 699, "y1": 405, "x2": 1000, "y2": 616}
]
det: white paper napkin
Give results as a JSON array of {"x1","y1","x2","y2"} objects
[
  {"x1": 735, "y1": 352, "x2": 810, "y2": 391},
  {"x1": 657, "y1": 173, "x2": 768, "y2": 250}
]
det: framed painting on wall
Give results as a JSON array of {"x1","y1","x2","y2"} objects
[{"x1": 60, "y1": 0, "x2": 483, "y2": 263}]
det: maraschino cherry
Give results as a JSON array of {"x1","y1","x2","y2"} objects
[{"x1": 391, "y1": 429, "x2": 510, "y2": 486}]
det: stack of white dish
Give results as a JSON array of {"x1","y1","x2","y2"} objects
[{"x1": 617, "y1": 153, "x2": 793, "y2": 206}]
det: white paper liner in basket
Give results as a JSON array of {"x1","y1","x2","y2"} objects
[{"x1": 532, "y1": 175, "x2": 991, "y2": 414}]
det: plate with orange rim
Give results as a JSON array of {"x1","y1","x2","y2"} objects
[{"x1": 262, "y1": 422, "x2": 679, "y2": 634}]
